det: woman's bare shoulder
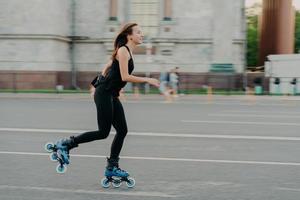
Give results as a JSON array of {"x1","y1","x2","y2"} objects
[{"x1": 116, "y1": 46, "x2": 130, "y2": 60}]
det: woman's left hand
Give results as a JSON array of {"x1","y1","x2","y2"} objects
[{"x1": 146, "y1": 78, "x2": 160, "y2": 88}]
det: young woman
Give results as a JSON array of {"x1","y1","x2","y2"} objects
[{"x1": 49, "y1": 23, "x2": 160, "y2": 177}]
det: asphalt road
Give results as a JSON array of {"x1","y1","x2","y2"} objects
[{"x1": 0, "y1": 94, "x2": 300, "y2": 200}]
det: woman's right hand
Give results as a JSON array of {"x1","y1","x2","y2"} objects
[{"x1": 146, "y1": 78, "x2": 160, "y2": 88}]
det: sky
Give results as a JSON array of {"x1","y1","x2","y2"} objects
[{"x1": 246, "y1": 0, "x2": 300, "y2": 9}]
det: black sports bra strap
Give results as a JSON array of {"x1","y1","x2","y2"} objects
[{"x1": 124, "y1": 45, "x2": 132, "y2": 59}]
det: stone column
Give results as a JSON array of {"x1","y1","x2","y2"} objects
[
  {"x1": 109, "y1": 0, "x2": 118, "y2": 20},
  {"x1": 277, "y1": 0, "x2": 295, "y2": 54},
  {"x1": 163, "y1": 0, "x2": 172, "y2": 20},
  {"x1": 258, "y1": 0, "x2": 295, "y2": 66}
]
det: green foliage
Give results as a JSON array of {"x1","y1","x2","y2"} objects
[{"x1": 247, "y1": 15, "x2": 258, "y2": 67}]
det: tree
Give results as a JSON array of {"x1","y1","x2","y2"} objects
[{"x1": 247, "y1": 15, "x2": 259, "y2": 68}]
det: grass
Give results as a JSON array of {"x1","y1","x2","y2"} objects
[
  {"x1": 1, "y1": 88, "x2": 297, "y2": 96},
  {"x1": 0, "y1": 89, "x2": 89, "y2": 94}
]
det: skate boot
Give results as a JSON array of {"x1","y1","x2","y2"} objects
[
  {"x1": 45, "y1": 136, "x2": 78, "y2": 173},
  {"x1": 101, "y1": 157, "x2": 135, "y2": 188},
  {"x1": 105, "y1": 157, "x2": 129, "y2": 177},
  {"x1": 55, "y1": 136, "x2": 78, "y2": 164}
]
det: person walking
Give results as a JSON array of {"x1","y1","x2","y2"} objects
[{"x1": 169, "y1": 67, "x2": 179, "y2": 97}]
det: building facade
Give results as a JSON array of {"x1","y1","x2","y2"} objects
[{"x1": 0, "y1": 0, "x2": 246, "y2": 90}]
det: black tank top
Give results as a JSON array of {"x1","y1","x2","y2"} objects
[{"x1": 103, "y1": 45, "x2": 134, "y2": 97}]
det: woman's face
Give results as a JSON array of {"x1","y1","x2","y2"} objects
[{"x1": 129, "y1": 25, "x2": 144, "y2": 45}]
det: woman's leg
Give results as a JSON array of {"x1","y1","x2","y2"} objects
[
  {"x1": 73, "y1": 89, "x2": 113, "y2": 145},
  {"x1": 109, "y1": 97, "x2": 128, "y2": 160}
]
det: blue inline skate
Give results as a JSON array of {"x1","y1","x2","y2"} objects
[
  {"x1": 44, "y1": 136, "x2": 78, "y2": 174},
  {"x1": 101, "y1": 157, "x2": 135, "y2": 188}
]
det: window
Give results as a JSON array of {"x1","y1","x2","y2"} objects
[{"x1": 130, "y1": 0, "x2": 159, "y2": 39}]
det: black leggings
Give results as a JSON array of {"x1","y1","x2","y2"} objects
[{"x1": 73, "y1": 85, "x2": 128, "y2": 159}]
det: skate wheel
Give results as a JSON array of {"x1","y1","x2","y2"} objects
[
  {"x1": 112, "y1": 178, "x2": 122, "y2": 188},
  {"x1": 50, "y1": 152, "x2": 58, "y2": 162},
  {"x1": 126, "y1": 177, "x2": 135, "y2": 188},
  {"x1": 58, "y1": 150, "x2": 70, "y2": 165},
  {"x1": 101, "y1": 178, "x2": 110, "y2": 188},
  {"x1": 45, "y1": 142, "x2": 54, "y2": 153},
  {"x1": 56, "y1": 164, "x2": 67, "y2": 174}
]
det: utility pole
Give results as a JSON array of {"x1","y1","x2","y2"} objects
[{"x1": 70, "y1": 0, "x2": 79, "y2": 90}]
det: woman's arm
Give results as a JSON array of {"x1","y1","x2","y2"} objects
[
  {"x1": 118, "y1": 47, "x2": 160, "y2": 87},
  {"x1": 90, "y1": 59, "x2": 113, "y2": 96},
  {"x1": 101, "y1": 59, "x2": 113, "y2": 76}
]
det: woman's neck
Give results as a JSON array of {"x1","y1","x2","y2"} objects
[{"x1": 126, "y1": 42, "x2": 136, "y2": 54}]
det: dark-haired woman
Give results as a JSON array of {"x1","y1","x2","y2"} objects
[{"x1": 47, "y1": 23, "x2": 160, "y2": 177}]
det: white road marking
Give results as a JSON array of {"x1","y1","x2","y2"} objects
[
  {"x1": 124, "y1": 101, "x2": 289, "y2": 106},
  {"x1": 223, "y1": 110, "x2": 300, "y2": 115},
  {"x1": 0, "y1": 127, "x2": 80, "y2": 133},
  {"x1": 182, "y1": 120, "x2": 300, "y2": 126},
  {"x1": 0, "y1": 151, "x2": 300, "y2": 167},
  {"x1": 0, "y1": 185, "x2": 176, "y2": 198},
  {"x1": 276, "y1": 187, "x2": 300, "y2": 192},
  {"x1": 1, "y1": 127, "x2": 300, "y2": 141},
  {"x1": 209, "y1": 113, "x2": 300, "y2": 119}
]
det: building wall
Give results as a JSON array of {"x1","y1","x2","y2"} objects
[
  {"x1": 0, "y1": 0, "x2": 71, "y2": 72},
  {"x1": 0, "y1": 0, "x2": 70, "y2": 35},
  {"x1": 0, "y1": 0, "x2": 246, "y2": 90},
  {"x1": 74, "y1": 0, "x2": 109, "y2": 38}
]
